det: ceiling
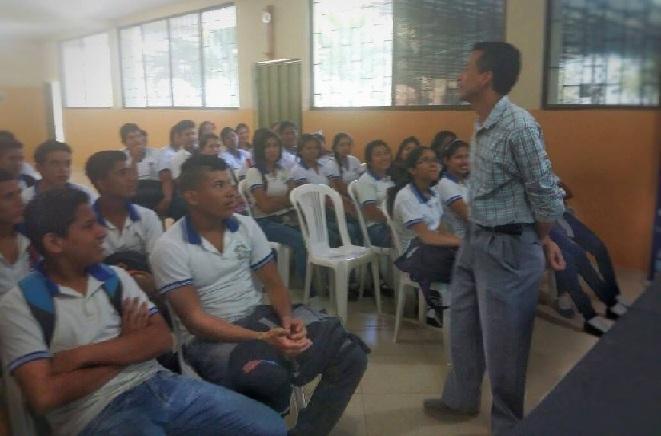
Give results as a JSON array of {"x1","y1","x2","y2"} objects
[{"x1": 0, "y1": 0, "x2": 186, "y2": 40}]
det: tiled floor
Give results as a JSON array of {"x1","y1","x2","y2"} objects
[{"x1": 288, "y1": 268, "x2": 648, "y2": 436}]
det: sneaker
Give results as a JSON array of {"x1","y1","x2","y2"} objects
[
  {"x1": 552, "y1": 294, "x2": 575, "y2": 318},
  {"x1": 423, "y1": 398, "x2": 479, "y2": 419},
  {"x1": 583, "y1": 316, "x2": 615, "y2": 337},
  {"x1": 426, "y1": 308, "x2": 443, "y2": 328},
  {"x1": 616, "y1": 294, "x2": 630, "y2": 307},
  {"x1": 606, "y1": 302, "x2": 628, "y2": 319}
]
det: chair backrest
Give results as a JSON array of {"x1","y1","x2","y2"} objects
[
  {"x1": 237, "y1": 179, "x2": 254, "y2": 218},
  {"x1": 164, "y1": 302, "x2": 201, "y2": 379},
  {"x1": 347, "y1": 180, "x2": 373, "y2": 249},
  {"x1": 290, "y1": 184, "x2": 351, "y2": 254},
  {"x1": 382, "y1": 205, "x2": 405, "y2": 257}
]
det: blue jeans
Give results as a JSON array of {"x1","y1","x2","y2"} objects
[
  {"x1": 80, "y1": 371, "x2": 286, "y2": 436},
  {"x1": 256, "y1": 217, "x2": 307, "y2": 282},
  {"x1": 367, "y1": 223, "x2": 391, "y2": 248}
]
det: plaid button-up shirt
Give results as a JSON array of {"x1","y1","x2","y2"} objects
[{"x1": 468, "y1": 96, "x2": 564, "y2": 227}]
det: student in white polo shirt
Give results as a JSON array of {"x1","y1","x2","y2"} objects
[
  {"x1": 435, "y1": 139, "x2": 470, "y2": 238},
  {"x1": 276, "y1": 121, "x2": 299, "y2": 170},
  {"x1": 21, "y1": 140, "x2": 96, "y2": 204},
  {"x1": 0, "y1": 135, "x2": 38, "y2": 190},
  {"x1": 85, "y1": 151, "x2": 163, "y2": 258},
  {"x1": 329, "y1": 133, "x2": 364, "y2": 186},
  {"x1": 150, "y1": 155, "x2": 367, "y2": 436},
  {"x1": 219, "y1": 127, "x2": 251, "y2": 179},
  {"x1": 0, "y1": 187, "x2": 285, "y2": 436},
  {"x1": 156, "y1": 120, "x2": 196, "y2": 219},
  {"x1": 0, "y1": 169, "x2": 31, "y2": 296},
  {"x1": 354, "y1": 140, "x2": 394, "y2": 248},
  {"x1": 120, "y1": 123, "x2": 160, "y2": 182}
]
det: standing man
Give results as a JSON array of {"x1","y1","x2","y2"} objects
[{"x1": 424, "y1": 42, "x2": 566, "y2": 435}]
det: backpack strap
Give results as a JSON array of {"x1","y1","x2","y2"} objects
[
  {"x1": 93, "y1": 264, "x2": 124, "y2": 318},
  {"x1": 18, "y1": 272, "x2": 57, "y2": 347}
]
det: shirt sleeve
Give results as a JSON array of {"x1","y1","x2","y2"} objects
[
  {"x1": 0, "y1": 288, "x2": 51, "y2": 373},
  {"x1": 355, "y1": 175, "x2": 377, "y2": 207},
  {"x1": 111, "y1": 266, "x2": 158, "y2": 316},
  {"x1": 394, "y1": 190, "x2": 424, "y2": 229},
  {"x1": 437, "y1": 178, "x2": 465, "y2": 206},
  {"x1": 243, "y1": 217, "x2": 275, "y2": 271},
  {"x1": 142, "y1": 208, "x2": 164, "y2": 255},
  {"x1": 245, "y1": 168, "x2": 264, "y2": 192},
  {"x1": 508, "y1": 127, "x2": 565, "y2": 222},
  {"x1": 150, "y1": 238, "x2": 193, "y2": 296},
  {"x1": 323, "y1": 160, "x2": 340, "y2": 181},
  {"x1": 156, "y1": 150, "x2": 172, "y2": 174},
  {"x1": 288, "y1": 166, "x2": 307, "y2": 184}
]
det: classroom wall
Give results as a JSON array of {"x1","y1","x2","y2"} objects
[{"x1": 7, "y1": 0, "x2": 660, "y2": 270}]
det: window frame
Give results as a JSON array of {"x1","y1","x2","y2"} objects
[
  {"x1": 542, "y1": 0, "x2": 660, "y2": 110},
  {"x1": 59, "y1": 31, "x2": 114, "y2": 109},
  {"x1": 117, "y1": 2, "x2": 239, "y2": 110},
  {"x1": 309, "y1": 0, "x2": 505, "y2": 111}
]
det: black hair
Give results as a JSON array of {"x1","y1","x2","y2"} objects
[
  {"x1": 169, "y1": 120, "x2": 195, "y2": 144},
  {"x1": 0, "y1": 131, "x2": 16, "y2": 142},
  {"x1": 220, "y1": 127, "x2": 236, "y2": 143},
  {"x1": 395, "y1": 136, "x2": 421, "y2": 162},
  {"x1": 34, "y1": 140, "x2": 72, "y2": 164},
  {"x1": 387, "y1": 146, "x2": 433, "y2": 215},
  {"x1": 430, "y1": 130, "x2": 457, "y2": 158},
  {"x1": 140, "y1": 129, "x2": 148, "y2": 136},
  {"x1": 472, "y1": 42, "x2": 521, "y2": 95},
  {"x1": 199, "y1": 133, "x2": 219, "y2": 150},
  {"x1": 0, "y1": 138, "x2": 23, "y2": 154},
  {"x1": 235, "y1": 123, "x2": 249, "y2": 132},
  {"x1": 24, "y1": 187, "x2": 90, "y2": 256},
  {"x1": 364, "y1": 139, "x2": 390, "y2": 172},
  {"x1": 439, "y1": 139, "x2": 469, "y2": 173},
  {"x1": 85, "y1": 150, "x2": 127, "y2": 186},
  {"x1": 197, "y1": 121, "x2": 215, "y2": 140},
  {"x1": 297, "y1": 134, "x2": 322, "y2": 159},
  {"x1": 252, "y1": 128, "x2": 282, "y2": 177},
  {"x1": 119, "y1": 123, "x2": 141, "y2": 144},
  {"x1": 332, "y1": 132, "x2": 352, "y2": 178},
  {"x1": 277, "y1": 121, "x2": 297, "y2": 135},
  {"x1": 178, "y1": 154, "x2": 229, "y2": 192},
  {"x1": 0, "y1": 168, "x2": 16, "y2": 183}
]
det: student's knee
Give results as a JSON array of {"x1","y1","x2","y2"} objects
[{"x1": 231, "y1": 359, "x2": 293, "y2": 414}]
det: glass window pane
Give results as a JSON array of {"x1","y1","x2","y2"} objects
[
  {"x1": 142, "y1": 20, "x2": 172, "y2": 107},
  {"x1": 312, "y1": 0, "x2": 393, "y2": 107},
  {"x1": 170, "y1": 13, "x2": 202, "y2": 107},
  {"x1": 61, "y1": 33, "x2": 112, "y2": 107},
  {"x1": 202, "y1": 6, "x2": 239, "y2": 107},
  {"x1": 120, "y1": 26, "x2": 147, "y2": 107}
]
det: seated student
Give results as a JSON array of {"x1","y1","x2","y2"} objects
[
  {"x1": 390, "y1": 136, "x2": 421, "y2": 186},
  {"x1": 85, "y1": 150, "x2": 163, "y2": 258},
  {"x1": 121, "y1": 123, "x2": 160, "y2": 182},
  {"x1": 236, "y1": 123, "x2": 252, "y2": 153},
  {"x1": 390, "y1": 147, "x2": 461, "y2": 324},
  {"x1": 150, "y1": 155, "x2": 367, "y2": 435},
  {"x1": 354, "y1": 140, "x2": 394, "y2": 248},
  {"x1": 0, "y1": 169, "x2": 31, "y2": 297},
  {"x1": 156, "y1": 120, "x2": 196, "y2": 219},
  {"x1": 0, "y1": 187, "x2": 286, "y2": 436},
  {"x1": 22, "y1": 140, "x2": 96, "y2": 204},
  {"x1": 245, "y1": 128, "x2": 307, "y2": 284},
  {"x1": 197, "y1": 121, "x2": 216, "y2": 144},
  {"x1": 435, "y1": 139, "x2": 470, "y2": 238},
  {"x1": 200, "y1": 133, "x2": 247, "y2": 215},
  {"x1": 219, "y1": 127, "x2": 251, "y2": 178},
  {"x1": 277, "y1": 121, "x2": 299, "y2": 170},
  {"x1": 329, "y1": 133, "x2": 364, "y2": 188},
  {"x1": 0, "y1": 135, "x2": 37, "y2": 189}
]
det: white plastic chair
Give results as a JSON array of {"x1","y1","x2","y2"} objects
[
  {"x1": 290, "y1": 184, "x2": 380, "y2": 323},
  {"x1": 347, "y1": 180, "x2": 393, "y2": 307},
  {"x1": 238, "y1": 179, "x2": 292, "y2": 288},
  {"x1": 384, "y1": 209, "x2": 451, "y2": 353},
  {"x1": 2, "y1": 359, "x2": 42, "y2": 436}
]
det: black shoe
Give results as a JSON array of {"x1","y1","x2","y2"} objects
[
  {"x1": 426, "y1": 316, "x2": 442, "y2": 328},
  {"x1": 423, "y1": 398, "x2": 479, "y2": 419},
  {"x1": 605, "y1": 307, "x2": 620, "y2": 320}
]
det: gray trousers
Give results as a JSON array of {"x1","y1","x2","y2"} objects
[{"x1": 441, "y1": 224, "x2": 544, "y2": 436}]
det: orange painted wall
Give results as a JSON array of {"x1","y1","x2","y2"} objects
[
  {"x1": 0, "y1": 87, "x2": 49, "y2": 154},
  {"x1": 305, "y1": 109, "x2": 660, "y2": 271}
]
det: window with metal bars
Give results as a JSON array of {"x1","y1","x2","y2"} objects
[
  {"x1": 119, "y1": 4, "x2": 238, "y2": 108},
  {"x1": 545, "y1": 0, "x2": 660, "y2": 107}
]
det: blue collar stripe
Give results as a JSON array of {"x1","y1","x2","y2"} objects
[{"x1": 183, "y1": 215, "x2": 240, "y2": 245}]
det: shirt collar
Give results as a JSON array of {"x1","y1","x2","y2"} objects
[
  {"x1": 409, "y1": 182, "x2": 435, "y2": 204},
  {"x1": 476, "y1": 95, "x2": 510, "y2": 132},
  {"x1": 442, "y1": 170, "x2": 461, "y2": 183},
  {"x1": 367, "y1": 168, "x2": 385, "y2": 181},
  {"x1": 93, "y1": 199, "x2": 141, "y2": 226},
  {"x1": 33, "y1": 261, "x2": 112, "y2": 297},
  {"x1": 182, "y1": 215, "x2": 239, "y2": 245}
]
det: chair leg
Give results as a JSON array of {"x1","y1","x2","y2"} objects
[
  {"x1": 371, "y1": 258, "x2": 381, "y2": 313},
  {"x1": 418, "y1": 288, "x2": 426, "y2": 325},
  {"x1": 393, "y1": 281, "x2": 407, "y2": 343},
  {"x1": 358, "y1": 264, "x2": 366, "y2": 299},
  {"x1": 303, "y1": 261, "x2": 313, "y2": 304},
  {"x1": 334, "y1": 265, "x2": 350, "y2": 324}
]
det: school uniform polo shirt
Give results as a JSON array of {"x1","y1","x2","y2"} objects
[
  {"x1": 124, "y1": 147, "x2": 161, "y2": 181},
  {"x1": 21, "y1": 182, "x2": 97, "y2": 204},
  {"x1": 393, "y1": 183, "x2": 444, "y2": 252},
  {"x1": 244, "y1": 167, "x2": 293, "y2": 219},
  {"x1": 329, "y1": 155, "x2": 364, "y2": 184},
  {"x1": 94, "y1": 200, "x2": 163, "y2": 257},
  {"x1": 278, "y1": 149, "x2": 298, "y2": 171},
  {"x1": 150, "y1": 214, "x2": 274, "y2": 344},
  {"x1": 220, "y1": 148, "x2": 252, "y2": 179},
  {"x1": 355, "y1": 170, "x2": 394, "y2": 228},
  {"x1": 0, "y1": 232, "x2": 31, "y2": 297},
  {"x1": 156, "y1": 145, "x2": 181, "y2": 175},
  {"x1": 0, "y1": 265, "x2": 160, "y2": 436},
  {"x1": 436, "y1": 173, "x2": 468, "y2": 238},
  {"x1": 289, "y1": 159, "x2": 339, "y2": 186}
]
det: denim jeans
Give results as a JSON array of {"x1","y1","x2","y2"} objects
[
  {"x1": 80, "y1": 371, "x2": 286, "y2": 436},
  {"x1": 367, "y1": 223, "x2": 391, "y2": 248},
  {"x1": 256, "y1": 217, "x2": 307, "y2": 282}
]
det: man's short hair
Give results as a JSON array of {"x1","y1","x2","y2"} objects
[
  {"x1": 24, "y1": 188, "x2": 90, "y2": 256},
  {"x1": 34, "y1": 140, "x2": 72, "y2": 164},
  {"x1": 178, "y1": 154, "x2": 229, "y2": 192},
  {"x1": 0, "y1": 168, "x2": 16, "y2": 183},
  {"x1": 0, "y1": 131, "x2": 16, "y2": 142},
  {"x1": 85, "y1": 150, "x2": 127, "y2": 185},
  {"x1": 169, "y1": 120, "x2": 195, "y2": 144},
  {"x1": 472, "y1": 42, "x2": 521, "y2": 95},
  {"x1": 199, "y1": 133, "x2": 219, "y2": 149},
  {"x1": 277, "y1": 121, "x2": 297, "y2": 135},
  {"x1": 0, "y1": 138, "x2": 23, "y2": 154},
  {"x1": 119, "y1": 123, "x2": 142, "y2": 144}
]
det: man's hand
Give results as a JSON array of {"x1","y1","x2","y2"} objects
[
  {"x1": 261, "y1": 327, "x2": 312, "y2": 357},
  {"x1": 542, "y1": 238, "x2": 566, "y2": 271},
  {"x1": 121, "y1": 297, "x2": 150, "y2": 336},
  {"x1": 286, "y1": 318, "x2": 307, "y2": 342}
]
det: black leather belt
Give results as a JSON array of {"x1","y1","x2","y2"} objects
[{"x1": 476, "y1": 223, "x2": 529, "y2": 236}]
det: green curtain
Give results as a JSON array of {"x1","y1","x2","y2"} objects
[{"x1": 255, "y1": 59, "x2": 302, "y2": 129}]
